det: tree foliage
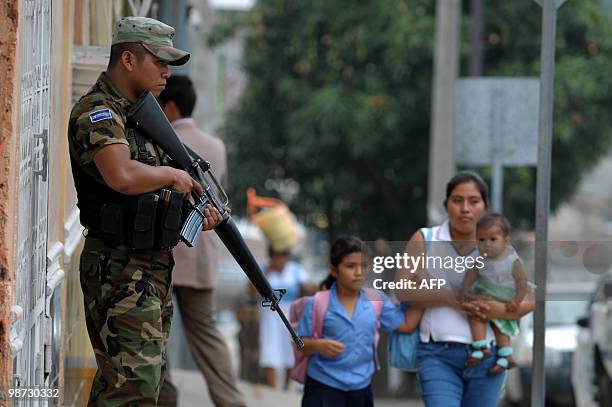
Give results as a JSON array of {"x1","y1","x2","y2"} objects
[
  {"x1": 211, "y1": 0, "x2": 612, "y2": 239},
  {"x1": 213, "y1": 0, "x2": 435, "y2": 240}
]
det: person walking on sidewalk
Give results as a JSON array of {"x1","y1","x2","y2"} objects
[
  {"x1": 157, "y1": 75, "x2": 245, "y2": 407},
  {"x1": 68, "y1": 18, "x2": 223, "y2": 405},
  {"x1": 397, "y1": 171, "x2": 535, "y2": 407},
  {"x1": 259, "y1": 247, "x2": 309, "y2": 390},
  {"x1": 298, "y1": 236, "x2": 420, "y2": 407}
]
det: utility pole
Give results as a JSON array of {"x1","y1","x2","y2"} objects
[
  {"x1": 468, "y1": 0, "x2": 508, "y2": 213},
  {"x1": 427, "y1": 0, "x2": 461, "y2": 224},
  {"x1": 157, "y1": 0, "x2": 190, "y2": 75},
  {"x1": 469, "y1": 0, "x2": 484, "y2": 76}
]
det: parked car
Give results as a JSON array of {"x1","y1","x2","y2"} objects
[
  {"x1": 572, "y1": 311, "x2": 597, "y2": 407},
  {"x1": 573, "y1": 272, "x2": 612, "y2": 407},
  {"x1": 504, "y1": 282, "x2": 594, "y2": 406}
]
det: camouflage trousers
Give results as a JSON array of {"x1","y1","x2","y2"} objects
[{"x1": 79, "y1": 237, "x2": 174, "y2": 406}]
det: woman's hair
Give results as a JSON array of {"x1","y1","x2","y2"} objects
[
  {"x1": 444, "y1": 171, "x2": 489, "y2": 209},
  {"x1": 320, "y1": 236, "x2": 364, "y2": 290},
  {"x1": 477, "y1": 212, "x2": 512, "y2": 236}
]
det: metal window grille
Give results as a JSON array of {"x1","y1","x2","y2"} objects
[{"x1": 11, "y1": 0, "x2": 52, "y2": 397}]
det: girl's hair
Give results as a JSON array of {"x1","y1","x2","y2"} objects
[
  {"x1": 320, "y1": 236, "x2": 364, "y2": 290},
  {"x1": 444, "y1": 171, "x2": 489, "y2": 209},
  {"x1": 319, "y1": 274, "x2": 336, "y2": 291},
  {"x1": 477, "y1": 212, "x2": 512, "y2": 236}
]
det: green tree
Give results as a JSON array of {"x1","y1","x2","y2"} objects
[
  {"x1": 214, "y1": 0, "x2": 435, "y2": 240},
  {"x1": 211, "y1": 0, "x2": 612, "y2": 239}
]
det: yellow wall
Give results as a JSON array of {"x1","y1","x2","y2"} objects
[
  {"x1": 48, "y1": 0, "x2": 97, "y2": 404},
  {"x1": 49, "y1": 0, "x2": 114, "y2": 404},
  {"x1": 51, "y1": 1, "x2": 130, "y2": 404}
]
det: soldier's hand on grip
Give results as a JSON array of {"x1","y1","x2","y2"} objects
[
  {"x1": 169, "y1": 168, "x2": 203, "y2": 199},
  {"x1": 201, "y1": 204, "x2": 224, "y2": 231}
]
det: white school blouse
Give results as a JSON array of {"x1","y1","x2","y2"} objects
[{"x1": 418, "y1": 221, "x2": 495, "y2": 344}]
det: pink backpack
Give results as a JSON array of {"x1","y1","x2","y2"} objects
[{"x1": 289, "y1": 288, "x2": 384, "y2": 384}]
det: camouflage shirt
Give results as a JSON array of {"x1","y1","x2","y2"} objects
[{"x1": 68, "y1": 72, "x2": 170, "y2": 185}]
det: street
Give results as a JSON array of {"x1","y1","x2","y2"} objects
[{"x1": 171, "y1": 369, "x2": 424, "y2": 407}]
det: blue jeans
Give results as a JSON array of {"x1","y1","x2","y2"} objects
[{"x1": 417, "y1": 342, "x2": 506, "y2": 407}]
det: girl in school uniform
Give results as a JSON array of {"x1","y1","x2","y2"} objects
[{"x1": 297, "y1": 236, "x2": 420, "y2": 407}]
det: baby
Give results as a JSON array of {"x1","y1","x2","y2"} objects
[{"x1": 460, "y1": 212, "x2": 528, "y2": 374}]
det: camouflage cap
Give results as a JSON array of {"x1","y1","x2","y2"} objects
[{"x1": 112, "y1": 16, "x2": 190, "y2": 66}]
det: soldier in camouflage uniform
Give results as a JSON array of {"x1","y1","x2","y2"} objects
[{"x1": 68, "y1": 17, "x2": 223, "y2": 406}]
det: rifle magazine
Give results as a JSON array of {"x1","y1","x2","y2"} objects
[{"x1": 180, "y1": 208, "x2": 204, "y2": 247}]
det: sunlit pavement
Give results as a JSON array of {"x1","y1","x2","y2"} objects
[{"x1": 172, "y1": 369, "x2": 424, "y2": 407}]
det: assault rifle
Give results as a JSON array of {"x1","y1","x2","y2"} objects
[{"x1": 128, "y1": 91, "x2": 303, "y2": 349}]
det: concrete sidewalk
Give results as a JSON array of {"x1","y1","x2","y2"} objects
[{"x1": 172, "y1": 369, "x2": 423, "y2": 407}]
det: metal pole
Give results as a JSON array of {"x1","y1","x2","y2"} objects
[
  {"x1": 158, "y1": 0, "x2": 190, "y2": 75},
  {"x1": 427, "y1": 0, "x2": 461, "y2": 225},
  {"x1": 533, "y1": 0, "x2": 565, "y2": 404},
  {"x1": 468, "y1": 0, "x2": 484, "y2": 76},
  {"x1": 491, "y1": 162, "x2": 503, "y2": 212},
  {"x1": 491, "y1": 86, "x2": 503, "y2": 213}
]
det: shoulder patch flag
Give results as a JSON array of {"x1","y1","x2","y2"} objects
[{"x1": 89, "y1": 108, "x2": 113, "y2": 123}]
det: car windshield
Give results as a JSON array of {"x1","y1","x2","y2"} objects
[{"x1": 537, "y1": 299, "x2": 590, "y2": 326}]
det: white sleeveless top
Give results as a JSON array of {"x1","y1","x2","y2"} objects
[{"x1": 419, "y1": 221, "x2": 495, "y2": 344}]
